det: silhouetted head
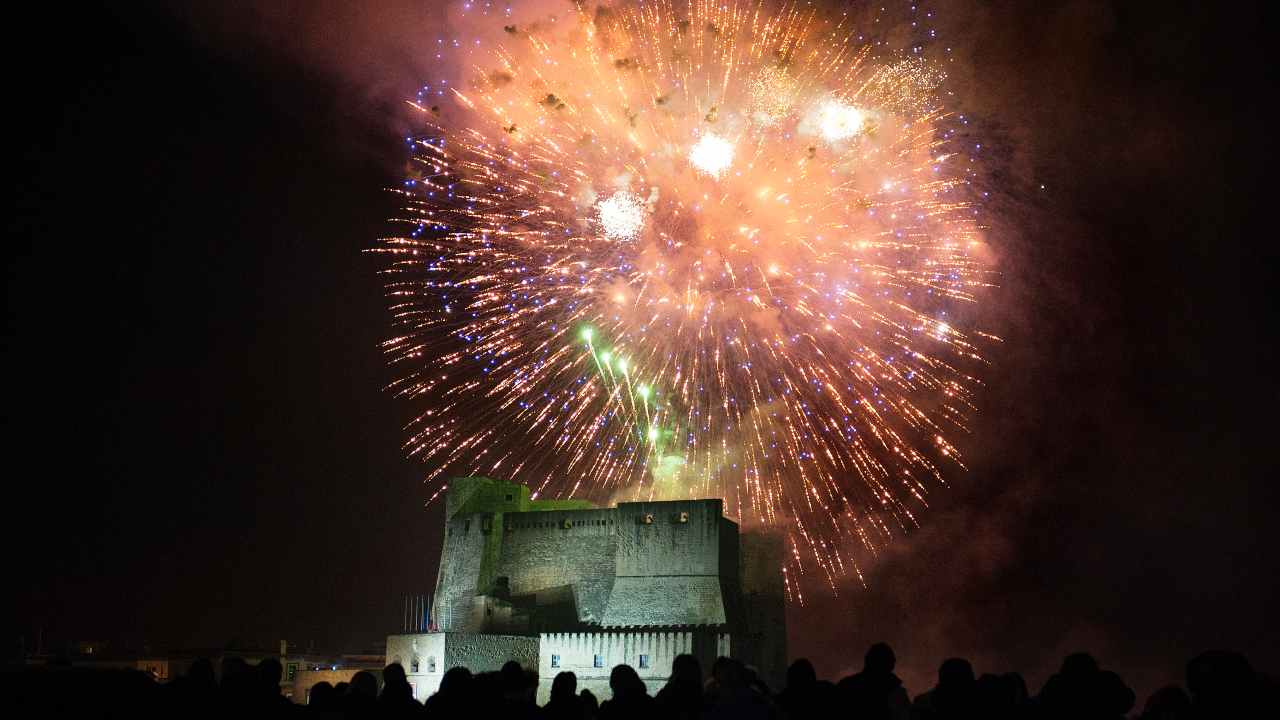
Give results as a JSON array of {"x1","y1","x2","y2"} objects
[
  {"x1": 500, "y1": 660, "x2": 532, "y2": 700},
  {"x1": 1001, "y1": 672, "x2": 1028, "y2": 703},
  {"x1": 309, "y1": 681, "x2": 334, "y2": 707},
  {"x1": 1060, "y1": 652, "x2": 1098, "y2": 678},
  {"x1": 743, "y1": 664, "x2": 769, "y2": 695},
  {"x1": 1142, "y1": 685, "x2": 1191, "y2": 718},
  {"x1": 473, "y1": 670, "x2": 501, "y2": 699},
  {"x1": 333, "y1": 682, "x2": 349, "y2": 696},
  {"x1": 221, "y1": 656, "x2": 249, "y2": 680},
  {"x1": 1186, "y1": 650, "x2": 1255, "y2": 704},
  {"x1": 350, "y1": 670, "x2": 378, "y2": 698},
  {"x1": 610, "y1": 664, "x2": 646, "y2": 698},
  {"x1": 256, "y1": 657, "x2": 282, "y2": 692},
  {"x1": 188, "y1": 658, "x2": 215, "y2": 688},
  {"x1": 787, "y1": 658, "x2": 817, "y2": 689},
  {"x1": 551, "y1": 671, "x2": 578, "y2": 701},
  {"x1": 501, "y1": 660, "x2": 523, "y2": 685},
  {"x1": 670, "y1": 654, "x2": 702, "y2": 689},
  {"x1": 864, "y1": 643, "x2": 896, "y2": 674},
  {"x1": 938, "y1": 658, "x2": 975, "y2": 688},
  {"x1": 580, "y1": 688, "x2": 599, "y2": 712},
  {"x1": 381, "y1": 661, "x2": 412, "y2": 691},
  {"x1": 1097, "y1": 670, "x2": 1135, "y2": 715},
  {"x1": 976, "y1": 674, "x2": 1003, "y2": 705},
  {"x1": 438, "y1": 666, "x2": 472, "y2": 694},
  {"x1": 382, "y1": 661, "x2": 412, "y2": 700},
  {"x1": 384, "y1": 662, "x2": 407, "y2": 685},
  {"x1": 711, "y1": 656, "x2": 745, "y2": 689}
]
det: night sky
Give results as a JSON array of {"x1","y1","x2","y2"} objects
[{"x1": 6, "y1": 0, "x2": 1274, "y2": 701}]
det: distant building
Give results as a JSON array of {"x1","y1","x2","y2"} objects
[
  {"x1": 388, "y1": 476, "x2": 786, "y2": 703},
  {"x1": 22, "y1": 639, "x2": 384, "y2": 705},
  {"x1": 294, "y1": 659, "x2": 385, "y2": 706}
]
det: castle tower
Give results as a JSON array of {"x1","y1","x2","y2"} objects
[{"x1": 388, "y1": 477, "x2": 787, "y2": 702}]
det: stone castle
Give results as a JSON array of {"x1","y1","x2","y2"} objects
[{"x1": 386, "y1": 477, "x2": 787, "y2": 703}]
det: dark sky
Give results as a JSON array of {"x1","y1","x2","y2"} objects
[{"x1": 5, "y1": 0, "x2": 1274, "y2": 701}]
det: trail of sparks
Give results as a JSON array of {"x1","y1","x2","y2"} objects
[{"x1": 376, "y1": 0, "x2": 995, "y2": 597}]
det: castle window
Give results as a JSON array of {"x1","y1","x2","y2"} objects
[
  {"x1": 411, "y1": 657, "x2": 420, "y2": 673},
  {"x1": 593, "y1": 654, "x2": 604, "y2": 668},
  {"x1": 505, "y1": 494, "x2": 512, "y2": 501},
  {"x1": 428, "y1": 656, "x2": 437, "y2": 673},
  {"x1": 550, "y1": 654, "x2": 560, "y2": 668},
  {"x1": 639, "y1": 654, "x2": 650, "y2": 669}
]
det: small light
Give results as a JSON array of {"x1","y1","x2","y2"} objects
[{"x1": 689, "y1": 133, "x2": 735, "y2": 177}]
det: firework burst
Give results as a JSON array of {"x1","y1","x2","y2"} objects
[{"x1": 377, "y1": 0, "x2": 994, "y2": 598}]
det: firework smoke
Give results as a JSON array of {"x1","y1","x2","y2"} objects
[{"x1": 376, "y1": 0, "x2": 994, "y2": 597}]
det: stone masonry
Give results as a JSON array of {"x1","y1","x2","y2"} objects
[{"x1": 387, "y1": 476, "x2": 786, "y2": 703}]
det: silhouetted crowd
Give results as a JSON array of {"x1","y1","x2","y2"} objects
[{"x1": 5, "y1": 644, "x2": 1273, "y2": 719}]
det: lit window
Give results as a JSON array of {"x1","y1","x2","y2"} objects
[
  {"x1": 551, "y1": 654, "x2": 560, "y2": 668},
  {"x1": 410, "y1": 658, "x2": 419, "y2": 673},
  {"x1": 594, "y1": 654, "x2": 604, "y2": 668},
  {"x1": 428, "y1": 656, "x2": 437, "y2": 673},
  {"x1": 639, "y1": 654, "x2": 650, "y2": 669}
]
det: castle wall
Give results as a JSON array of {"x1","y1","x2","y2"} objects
[
  {"x1": 497, "y1": 508, "x2": 620, "y2": 625},
  {"x1": 434, "y1": 478, "x2": 599, "y2": 631},
  {"x1": 386, "y1": 632, "x2": 537, "y2": 702},
  {"x1": 602, "y1": 500, "x2": 733, "y2": 627},
  {"x1": 437, "y1": 496, "x2": 740, "y2": 631},
  {"x1": 536, "y1": 630, "x2": 730, "y2": 705},
  {"x1": 386, "y1": 633, "x2": 447, "y2": 701},
  {"x1": 738, "y1": 531, "x2": 789, "y2": 690},
  {"x1": 433, "y1": 514, "x2": 491, "y2": 631},
  {"x1": 446, "y1": 632, "x2": 538, "y2": 679},
  {"x1": 613, "y1": 500, "x2": 726, "y2": 576}
]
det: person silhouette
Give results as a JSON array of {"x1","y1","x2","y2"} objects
[
  {"x1": 837, "y1": 643, "x2": 910, "y2": 720},
  {"x1": 1186, "y1": 650, "x2": 1259, "y2": 719},
  {"x1": 379, "y1": 662, "x2": 423, "y2": 716},
  {"x1": 655, "y1": 654, "x2": 704, "y2": 720},
  {"x1": 911, "y1": 657, "x2": 975, "y2": 720},
  {"x1": 542, "y1": 671, "x2": 586, "y2": 720},
  {"x1": 704, "y1": 656, "x2": 772, "y2": 720},
  {"x1": 777, "y1": 658, "x2": 821, "y2": 720},
  {"x1": 599, "y1": 664, "x2": 655, "y2": 720}
]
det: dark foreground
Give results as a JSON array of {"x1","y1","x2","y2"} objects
[{"x1": 4, "y1": 644, "x2": 1272, "y2": 719}]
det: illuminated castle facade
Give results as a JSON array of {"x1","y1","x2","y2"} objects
[{"x1": 386, "y1": 477, "x2": 786, "y2": 702}]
